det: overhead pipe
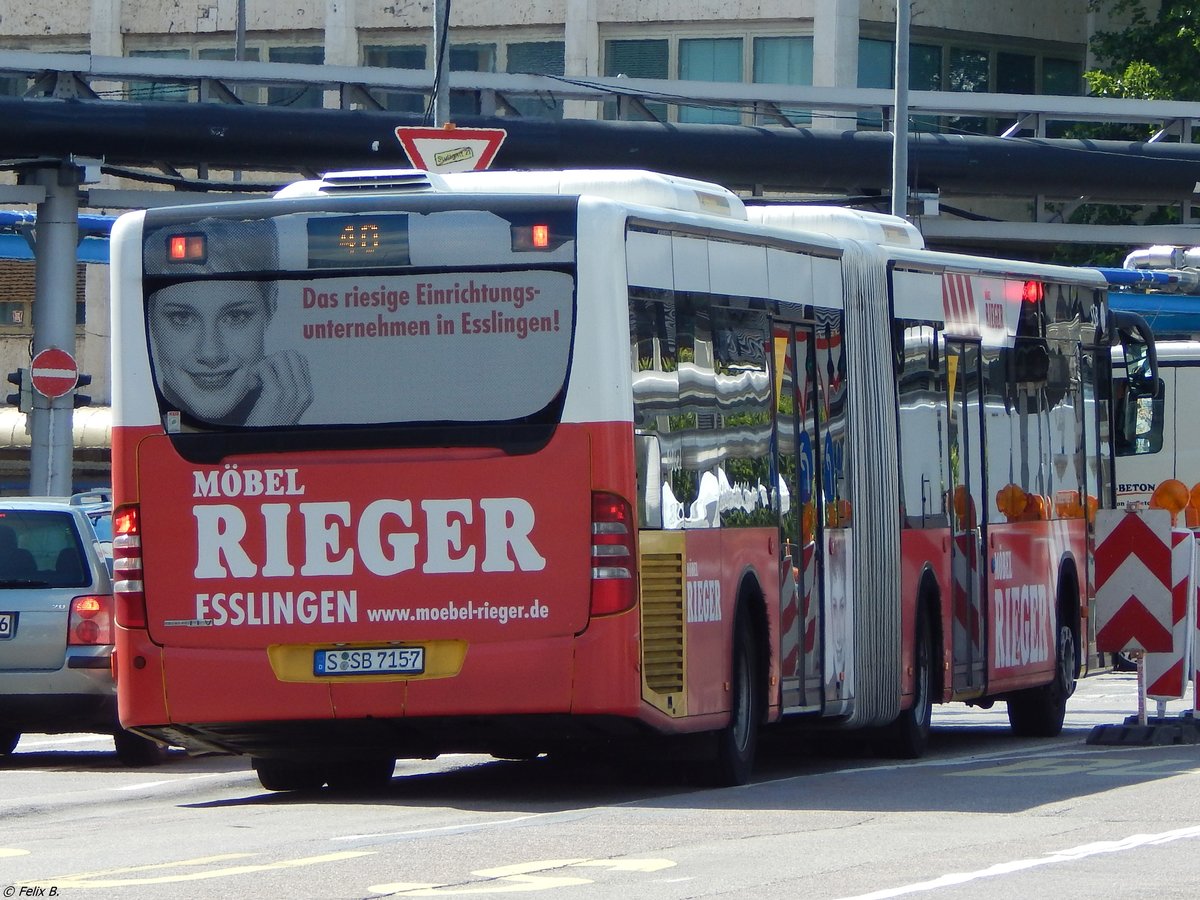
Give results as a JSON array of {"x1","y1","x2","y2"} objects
[{"x1": 3, "y1": 96, "x2": 1200, "y2": 202}]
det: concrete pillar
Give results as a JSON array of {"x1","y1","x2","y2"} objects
[
  {"x1": 325, "y1": 0, "x2": 359, "y2": 108},
  {"x1": 28, "y1": 165, "x2": 82, "y2": 496},
  {"x1": 564, "y1": 0, "x2": 600, "y2": 120},
  {"x1": 90, "y1": 0, "x2": 124, "y2": 100},
  {"x1": 812, "y1": 0, "x2": 860, "y2": 131},
  {"x1": 90, "y1": 0, "x2": 123, "y2": 57}
]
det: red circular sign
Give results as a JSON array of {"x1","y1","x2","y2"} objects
[{"x1": 30, "y1": 347, "x2": 79, "y2": 399}]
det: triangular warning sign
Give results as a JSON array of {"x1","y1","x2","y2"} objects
[{"x1": 395, "y1": 125, "x2": 507, "y2": 173}]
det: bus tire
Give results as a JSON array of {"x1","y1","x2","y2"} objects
[
  {"x1": 114, "y1": 729, "x2": 166, "y2": 767},
  {"x1": 253, "y1": 757, "x2": 327, "y2": 792},
  {"x1": 885, "y1": 602, "x2": 933, "y2": 758},
  {"x1": 1006, "y1": 617, "x2": 1076, "y2": 738},
  {"x1": 710, "y1": 612, "x2": 760, "y2": 786},
  {"x1": 0, "y1": 729, "x2": 19, "y2": 756},
  {"x1": 325, "y1": 757, "x2": 396, "y2": 791}
]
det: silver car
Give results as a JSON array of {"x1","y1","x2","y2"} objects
[{"x1": 0, "y1": 491, "x2": 163, "y2": 765}]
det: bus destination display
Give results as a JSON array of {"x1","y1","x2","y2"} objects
[{"x1": 307, "y1": 214, "x2": 411, "y2": 268}]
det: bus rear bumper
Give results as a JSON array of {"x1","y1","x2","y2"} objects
[{"x1": 119, "y1": 625, "x2": 665, "y2": 758}]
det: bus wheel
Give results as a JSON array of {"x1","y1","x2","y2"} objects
[
  {"x1": 114, "y1": 729, "x2": 166, "y2": 767},
  {"x1": 325, "y1": 757, "x2": 396, "y2": 791},
  {"x1": 252, "y1": 757, "x2": 327, "y2": 792},
  {"x1": 710, "y1": 613, "x2": 760, "y2": 786},
  {"x1": 1007, "y1": 619, "x2": 1076, "y2": 738},
  {"x1": 885, "y1": 604, "x2": 933, "y2": 759}
]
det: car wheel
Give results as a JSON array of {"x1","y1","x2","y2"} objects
[
  {"x1": 113, "y1": 729, "x2": 166, "y2": 767},
  {"x1": 0, "y1": 729, "x2": 19, "y2": 756}
]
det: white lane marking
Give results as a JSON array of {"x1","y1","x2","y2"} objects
[
  {"x1": 16, "y1": 735, "x2": 109, "y2": 748},
  {"x1": 114, "y1": 772, "x2": 245, "y2": 791},
  {"x1": 837, "y1": 825, "x2": 1200, "y2": 900}
]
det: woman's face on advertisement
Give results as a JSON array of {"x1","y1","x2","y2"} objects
[{"x1": 149, "y1": 282, "x2": 270, "y2": 420}]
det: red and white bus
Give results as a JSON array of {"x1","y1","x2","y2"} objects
[{"x1": 109, "y1": 168, "x2": 1132, "y2": 790}]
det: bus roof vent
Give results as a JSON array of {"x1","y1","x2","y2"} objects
[
  {"x1": 745, "y1": 205, "x2": 925, "y2": 249},
  {"x1": 275, "y1": 169, "x2": 448, "y2": 198}
]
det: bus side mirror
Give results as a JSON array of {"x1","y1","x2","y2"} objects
[{"x1": 1110, "y1": 309, "x2": 1158, "y2": 392}]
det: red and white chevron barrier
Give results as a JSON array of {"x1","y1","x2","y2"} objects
[
  {"x1": 1144, "y1": 529, "x2": 1196, "y2": 701},
  {"x1": 1094, "y1": 509, "x2": 1174, "y2": 653}
]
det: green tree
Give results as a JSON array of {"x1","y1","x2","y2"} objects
[
  {"x1": 1048, "y1": 2, "x2": 1198, "y2": 265},
  {"x1": 1088, "y1": 1, "x2": 1200, "y2": 101}
]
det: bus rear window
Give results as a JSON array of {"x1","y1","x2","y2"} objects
[{"x1": 141, "y1": 209, "x2": 576, "y2": 431}]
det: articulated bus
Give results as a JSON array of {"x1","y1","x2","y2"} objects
[{"x1": 110, "y1": 169, "x2": 1135, "y2": 791}]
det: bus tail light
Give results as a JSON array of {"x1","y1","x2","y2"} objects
[
  {"x1": 590, "y1": 491, "x2": 636, "y2": 616},
  {"x1": 113, "y1": 504, "x2": 146, "y2": 628},
  {"x1": 68, "y1": 594, "x2": 114, "y2": 645}
]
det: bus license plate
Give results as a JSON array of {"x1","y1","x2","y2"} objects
[
  {"x1": 0, "y1": 612, "x2": 13, "y2": 639},
  {"x1": 313, "y1": 646, "x2": 424, "y2": 676}
]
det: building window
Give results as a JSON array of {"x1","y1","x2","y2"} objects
[
  {"x1": 363, "y1": 44, "x2": 426, "y2": 113},
  {"x1": 678, "y1": 38, "x2": 742, "y2": 124},
  {"x1": 448, "y1": 43, "x2": 496, "y2": 116},
  {"x1": 198, "y1": 46, "x2": 261, "y2": 103},
  {"x1": 506, "y1": 41, "x2": 565, "y2": 119},
  {"x1": 605, "y1": 39, "x2": 668, "y2": 121},
  {"x1": 948, "y1": 47, "x2": 990, "y2": 134},
  {"x1": 267, "y1": 46, "x2": 324, "y2": 108},
  {"x1": 997, "y1": 52, "x2": 1036, "y2": 94},
  {"x1": 752, "y1": 36, "x2": 813, "y2": 125},
  {"x1": 0, "y1": 75, "x2": 26, "y2": 97},
  {"x1": 128, "y1": 49, "x2": 191, "y2": 102},
  {"x1": 753, "y1": 36, "x2": 813, "y2": 125},
  {"x1": 0, "y1": 261, "x2": 86, "y2": 335},
  {"x1": 1043, "y1": 57, "x2": 1082, "y2": 96}
]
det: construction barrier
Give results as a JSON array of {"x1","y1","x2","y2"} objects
[
  {"x1": 1144, "y1": 529, "x2": 1196, "y2": 701},
  {"x1": 1094, "y1": 509, "x2": 1174, "y2": 654}
]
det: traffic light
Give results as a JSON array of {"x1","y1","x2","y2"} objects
[
  {"x1": 73, "y1": 373, "x2": 92, "y2": 409},
  {"x1": 6, "y1": 368, "x2": 30, "y2": 414}
]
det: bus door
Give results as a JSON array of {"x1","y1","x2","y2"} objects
[
  {"x1": 776, "y1": 322, "x2": 823, "y2": 713},
  {"x1": 944, "y1": 339, "x2": 988, "y2": 696}
]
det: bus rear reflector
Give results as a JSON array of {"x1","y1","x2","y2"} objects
[
  {"x1": 590, "y1": 491, "x2": 636, "y2": 616},
  {"x1": 68, "y1": 594, "x2": 113, "y2": 645},
  {"x1": 113, "y1": 504, "x2": 147, "y2": 628}
]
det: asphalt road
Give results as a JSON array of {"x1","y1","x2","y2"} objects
[{"x1": 1, "y1": 670, "x2": 1197, "y2": 900}]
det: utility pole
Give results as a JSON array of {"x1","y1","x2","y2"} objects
[
  {"x1": 433, "y1": 0, "x2": 451, "y2": 126},
  {"x1": 27, "y1": 163, "x2": 82, "y2": 496},
  {"x1": 891, "y1": 0, "x2": 911, "y2": 220}
]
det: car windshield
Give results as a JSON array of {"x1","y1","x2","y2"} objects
[{"x1": 0, "y1": 510, "x2": 90, "y2": 588}]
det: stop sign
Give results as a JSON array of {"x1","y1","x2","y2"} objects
[{"x1": 30, "y1": 347, "x2": 79, "y2": 399}]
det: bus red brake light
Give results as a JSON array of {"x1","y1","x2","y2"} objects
[
  {"x1": 511, "y1": 224, "x2": 555, "y2": 251},
  {"x1": 1022, "y1": 280, "x2": 1044, "y2": 303},
  {"x1": 167, "y1": 233, "x2": 206, "y2": 262},
  {"x1": 69, "y1": 594, "x2": 113, "y2": 645},
  {"x1": 113, "y1": 504, "x2": 146, "y2": 628},
  {"x1": 590, "y1": 491, "x2": 636, "y2": 616}
]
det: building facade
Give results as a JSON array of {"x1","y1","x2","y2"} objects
[{"x1": 0, "y1": 0, "x2": 1159, "y2": 489}]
